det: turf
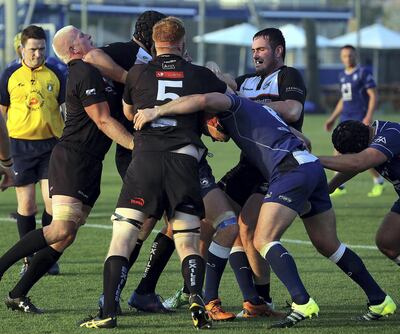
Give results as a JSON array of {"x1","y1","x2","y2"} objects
[{"x1": 0, "y1": 114, "x2": 399, "y2": 333}]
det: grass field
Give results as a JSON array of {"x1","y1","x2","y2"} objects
[{"x1": 0, "y1": 114, "x2": 399, "y2": 333}]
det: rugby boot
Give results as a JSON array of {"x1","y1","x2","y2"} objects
[
  {"x1": 205, "y1": 298, "x2": 235, "y2": 321},
  {"x1": 269, "y1": 298, "x2": 319, "y2": 328},
  {"x1": 358, "y1": 295, "x2": 396, "y2": 321}
]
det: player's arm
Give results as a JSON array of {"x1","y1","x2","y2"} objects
[
  {"x1": 123, "y1": 100, "x2": 135, "y2": 121},
  {"x1": 327, "y1": 171, "x2": 357, "y2": 194},
  {"x1": 363, "y1": 87, "x2": 377, "y2": 125},
  {"x1": 83, "y1": 48, "x2": 127, "y2": 84},
  {"x1": 0, "y1": 112, "x2": 14, "y2": 191},
  {"x1": 265, "y1": 100, "x2": 302, "y2": 124},
  {"x1": 325, "y1": 98, "x2": 343, "y2": 132},
  {"x1": 206, "y1": 61, "x2": 237, "y2": 91},
  {"x1": 289, "y1": 126, "x2": 311, "y2": 152},
  {"x1": 0, "y1": 104, "x2": 8, "y2": 119},
  {"x1": 319, "y1": 147, "x2": 387, "y2": 173},
  {"x1": 85, "y1": 101, "x2": 134, "y2": 150},
  {"x1": 134, "y1": 93, "x2": 230, "y2": 130}
]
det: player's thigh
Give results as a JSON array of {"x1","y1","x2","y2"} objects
[
  {"x1": 239, "y1": 193, "x2": 264, "y2": 242},
  {"x1": 302, "y1": 208, "x2": 340, "y2": 257},
  {"x1": 376, "y1": 210, "x2": 400, "y2": 257}
]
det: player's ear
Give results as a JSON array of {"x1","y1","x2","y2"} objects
[{"x1": 275, "y1": 45, "x2": 283, "y2": 59}]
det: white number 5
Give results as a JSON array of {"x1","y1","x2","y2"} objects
[{"x1": 157, "y1": 80, "x2": 183, "y2": 101}]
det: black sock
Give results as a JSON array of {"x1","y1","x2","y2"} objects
[
  {"x1": 0, "y1": 229, "x2": 47, "y2": 277},
  {"x1": 336, "y1": 248, "x2": 386, "y2": 305},
  {"x1": 9, "y1": 246, "x2": 62, "y2": 298},
  {"x1": 16, "y1": 213, "x2": 36, "y2": 238},
  {"x1": 103, "y1": 256, "x2": 128, "y2": 318},
  {"x1": 41, "y1": 210, "x2": 52, "y2": 228},
  {"x1": 183, "y1": 282, "x2": 190, "y2": 294},
  {"x1": 136, "y1": 233, "x2": 175, "y2": 295},
  {"x1": 182, "y1": 254, "x2": 205, "y2": 297},
  {"x1": 255, "y1": 283, "x2": 272, "y2": 303},
  {"x1": 127, "y1": 239, "x2": 143, "y2": 271}
]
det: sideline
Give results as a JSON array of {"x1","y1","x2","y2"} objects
[{"x1": 0, "y1": 216, "x2": 378, "y2": 251}]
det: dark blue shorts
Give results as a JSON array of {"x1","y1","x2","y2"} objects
[
  {"x1": 264, "y1": 160, "x2": 332, "y2": 218},
  {"x1": 390, "y1": 198, "x2": 400, "y2": 214},
  {"x1": 340, "y1": 113, "x2": 365, "y2": 123},
  {"x1": 10, "y1": 137, "x2": 58, "y2": 187},
  {"x1": 198, "y1": 157, "x2": 218, "y2": 198}
]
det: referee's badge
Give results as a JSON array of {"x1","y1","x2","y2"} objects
[{"x1": 47, "y1": 83, "x2": 53, "y2": 91}]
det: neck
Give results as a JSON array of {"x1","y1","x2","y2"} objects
[
  {"x1": 156, "y1": 47, "x2": 182, "y2": 57},
  {"x1": 132, "y1": 37, "x2": 149, "y2": 53}
]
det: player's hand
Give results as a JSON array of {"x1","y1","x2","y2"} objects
[
  {"x1": 362, "y1": 116, "x2": 372, "y2": 126},
  {"x1": 134, "y1": 108, "x2": 159, "y2": 130},
  {"x1": 0, "y1": 167, "x2": 15, "y2": 191},
  {"x1": 324, "y1": 118, "x2": 335, "y2": 132}
]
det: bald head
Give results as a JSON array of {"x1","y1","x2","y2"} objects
[{"x1": 53, "y1": 25, "x2": 94, "y2": 64}]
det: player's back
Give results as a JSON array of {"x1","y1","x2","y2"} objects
[{"x1": 124, "y1": 54, "x2": 226, "y2": 152}]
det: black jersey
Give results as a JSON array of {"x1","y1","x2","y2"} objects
[
  {"x1": 236, "y1": 66, "x2": 306, "y2": 131},
  {"x1": 101, "y1": 41, "x2": 151, "y2": 123},
  {"x1": 60, "y1": 59, "x2": 117, "y2": 160},
  {"x1": 123, "y1": 54, "x2": 226, "y2": 152}
]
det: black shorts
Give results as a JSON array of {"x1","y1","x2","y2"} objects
[
  {"x1": 48, "y1": 144, "x2": 102, "y2": 207},
  {"x1": 198, "y1": 157, "x2": 218, "y2": 198},
  {"x1": 10, "y1": 138, "x2": 57, "y2": 186},
  {"x1": 115, "y1": 144, "x2": 132, "y2": 179},
  {"x1": 218, "y1": 156, "x2": 268, "y2": 207},
  {"x1": 117, "y1": 151, "x2": 204, "y2": 220}
]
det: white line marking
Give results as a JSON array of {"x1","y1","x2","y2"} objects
[{"x1": 0, "y1": 216, "x2": 378, "y2": 251}]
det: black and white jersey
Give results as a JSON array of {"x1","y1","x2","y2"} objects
[
  {"x1": 100, "y1": 40, "x2": 152, "y2": 124},
  {"x1": 236, "y1": 66, "x2": 306, "y2": 131},
  {"x1": 123, "y1": 54, "x2": 227, "y2": 152},
  {"x1": 60, "y1": 59, "x2": 117, "y2": 160}
]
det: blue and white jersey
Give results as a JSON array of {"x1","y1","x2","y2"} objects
[
  {"x1": 369, "y1": 120, "x2": 400, "y2": 195},
  {"x1": 339, "y1": 65, "x2": 376, "y2": 122},
  {"x1": 220, "y1": 94, "x2": 305, "y2": 181}
]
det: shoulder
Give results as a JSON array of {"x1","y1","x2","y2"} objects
[
  {"x1": 45, "y1": 61, "x2": 65, "y2": 81},
  {"x1": 278, "y1": 66, "x2": 303, "y2": 79},
  {"x1": 1, "y1": 62, "x2": 21, "y2": 80}
]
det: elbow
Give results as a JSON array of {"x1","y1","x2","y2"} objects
[
  {"x1": 200, "y1": 94, "x2": 209, "y2": 110},
  {"x1": 286, "y1": 110, "x2": 301, "y2": 123}
]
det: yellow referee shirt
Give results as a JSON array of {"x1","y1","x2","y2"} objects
[{"x1": 0, "y1": 60, "x2": 65, "y2": 140}]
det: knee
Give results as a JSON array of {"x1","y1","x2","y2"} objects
[
  {"x1": 376, "y1": 236, "x2": 399, "y2": 259},
  {"x1": 253, "y1": 235, "x2": 265, "y2": 254},
  {"x1": 51, "y1": 224, "x2": 77, "y2": 244}
]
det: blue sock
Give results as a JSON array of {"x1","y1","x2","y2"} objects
[
  {"x1": 332, "y1": 245, "x2": 386, "y2": 305},
  {"x1": 229, "y1": 248, "x2": 261, "y2": 304},
  {"x1": 204, "y1": 242, "x2": 229, "y2": 304},
  {"x1": 263, "y1": 242, "x2": 309, "y2": 305}
]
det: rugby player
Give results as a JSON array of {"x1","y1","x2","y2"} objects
[
  {"x1": 0, "y1": 25, "x2": 134, "y2": 314},
  {"x1": 324, "y1": 45, "x2": 384, "y2": 197},
  {"x1": 79, "y1": 17, "x2": 231, "y2": 330},
  {"x1": 320, "y1": 120, "x2": 400, "y2": 272},
  {"x1": 134, "y1": 92, "x2": 396, "y2": 328}
]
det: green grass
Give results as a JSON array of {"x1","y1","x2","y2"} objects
[{"x1": 0, "y1": 114, "x2": 400, "y2": 333}]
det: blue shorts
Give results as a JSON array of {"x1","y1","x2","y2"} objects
[
  {"x1": 264, "y1": 160, "x2": 332, "y2": 218},
  {"x1": 10, "y1": 137, "x2": 58, "y2": 187},
  {"x1": 390, "y1": 198, "x2": 400, "y2": 214},
  {"x1": 198, "y1": 157, "x2": 218, "y2": 198}
]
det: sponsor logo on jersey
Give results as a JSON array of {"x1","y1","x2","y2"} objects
[
  {"x1": 131, "y1": 197, "x2": 145, "y2": 206},
  {"x1": 352, "y1": 73, "x2": 358, "y2": 81},
  {"x1": 262, "y1": 80, "x2": 272, "y2": 89},
  {"x1": 278, "y1": 194, "x2": 292, "y2": 203},
  {"x1": 156, "y1": 71, "x2": 184, "y2": 79},
  {"x1": 286, "y1": 86, "x2": 304, "y2": 95},
  {"x1": 85, "y1": 88, "x2": 96, "y2": 96},
  {"x1": 78, "y1": 190, "x2": 89, "y2": 198},
  {"x1": 374, "y1": 136, "x2": 386, "y2": 144}
]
